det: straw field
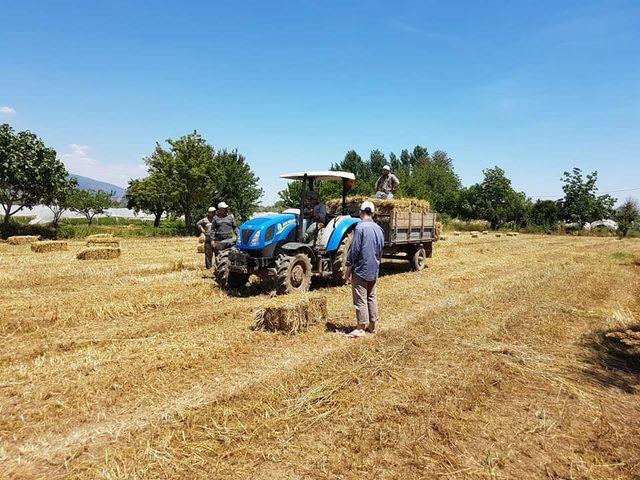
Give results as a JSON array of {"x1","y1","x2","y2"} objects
[{"x1": 1, "y1": 235, "x2": 639, "y2": 479}]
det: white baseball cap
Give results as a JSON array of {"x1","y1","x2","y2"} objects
[
  {"x1": 208, "y1": 207, "x2": 217, "y2": 213},
  {"x1": 218, "y1": 201, "x2": 229, "y2": 209},
  {"x1": 360, "y1": 201, "x2": 375, "y2": 214},
  {"x1": 382, "y1": 165, "x2": 391, "y2": 171}
]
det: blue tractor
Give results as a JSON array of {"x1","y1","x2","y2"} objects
[{"x1": 215, "y1": 171, "x2": 359, "y2": 294}]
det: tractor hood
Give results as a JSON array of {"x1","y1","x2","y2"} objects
[{"x1": 237, "y1": 213, "x2": 298, "y2": 250}]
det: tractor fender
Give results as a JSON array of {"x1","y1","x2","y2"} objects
[
  {"x1": 280, "y1": 242, "x2": 316, "y2": 261},
  {"x1": 325, "y1": 216, "x2": 360, "y2": 253}
]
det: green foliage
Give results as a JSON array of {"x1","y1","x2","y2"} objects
[
  {"x1": 126, "y1": 174, "x2": 173, "y2": 227},
  {"x1": 56, "y1": 217, "x2": 190, "y2": 238},
  {"x1": 614, "y1": 198, "x2": 640, "y2": 238},
  {"x1": 610, "y1": 251, "x2": 635, "y2": 264},
  {"x1": 144, "y1": 132, "x2": 262, "y2": 227},
  {"x1": 527, "y1": 200, "x2": 561, "y2": 230},
  {"x1": 457, "y1": 167, "x2": 529, "y2": 229},
  {"x1": 44, "y1": 177, "x2": 79, "y2": 227},
  {"x1": 560, "y1": 168, "x2": 616, "y2": 225},
  {"x1": 68, "y1": 189, "x2": 115, "y2": 224},
  {"x1": 0, "y1": 123, "x2": 68, "y2": 232}
]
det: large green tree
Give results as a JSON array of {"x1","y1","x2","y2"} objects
[
  {"x1": 0, "y1": 123, "x2": 68, "y2": 232},
  {"x1": 68, "y1": 189, "x2": 115, "y2": 224},
  {"x1": 126, "y1": 174, "x2": 174, "y2": 227},
  {"x1": 458, "y1": 166, "x2": 529, "y2": 229},
  {"x1": 560, "y1": 168, "x2": 615, "y2": 225},
  {"x1": 527, "y1": 199, "x2": 561, "y2": 230}
]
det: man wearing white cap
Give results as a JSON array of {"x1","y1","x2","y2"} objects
[
  {"x1": 375, "y1": 165, "x2": 399, "y2": 199},
  {"x1": 344, "y1": 201, "x2": 385, "y2": 338},
  {"x1": 211, "y1": 201, "x2": 238, "y2": 254},
  {"x1": 197, "y1": 207, "x2": 217, "y2": 269}
]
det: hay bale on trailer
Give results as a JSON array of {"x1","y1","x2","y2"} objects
[
  {"x1": 8, "y1": 235, "x2": 40, "y2": 245},
  {"x1": 253, "y1": 293, "x2": 327, "y2": 334},
  {"x1": 77, "y1": 247, "x2": 121, "y2": 260},
  {"x1": 31, "y1": 241, "x2": 68, "y2": 253},
  {"x1": 326, "y1": 196, "x2": 431, "y2": 215}
]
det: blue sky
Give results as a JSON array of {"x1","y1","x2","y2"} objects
[{"x1": 1, "y1": 0, "x2": 639, "y2": 205}]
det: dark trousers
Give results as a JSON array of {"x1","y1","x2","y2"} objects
[
  {"x1": 204, "y1": 239, "x2": 214, "y2": 269},
  {"x1": 213, "y1": 236, "x2": 237, "y2": 255}
]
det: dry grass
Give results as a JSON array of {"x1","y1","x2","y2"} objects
[
  {"x1": 1, "y1": 235, "x2": 639, "y2": 479},
  {"x1": 76, "y1": 246, "x2": 121, "y2": 260},
  {"x1": 7, "y1": 235, "x2": 40, "y2": 245},
  {"x1": 86, "y1": 233, "x2": 114, "y2": 240},
  {"x1": 30, "y1": 240, "x2": 68, "y2": 253},
  {"x1": 253, "y1": 293, "x2": 328, "y2": 333}
]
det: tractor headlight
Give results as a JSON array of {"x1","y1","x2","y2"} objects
[{"x1": 249, "y1": 230, "x2": 261, "y2": 246}]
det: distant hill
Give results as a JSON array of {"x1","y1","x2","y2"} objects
[{"x1": 69, "y1": 174, "x2": 126, "y2": 200}]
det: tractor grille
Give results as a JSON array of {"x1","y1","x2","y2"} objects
[{"x1": 241, "y1": 229, "x2": 255, "y2": 244}]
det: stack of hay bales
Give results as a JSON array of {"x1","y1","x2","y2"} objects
[
  {"x1": 8, "y1": 235, "x2": 40, "y2": 245},
  {"x1": 253, "y1": 293, "x2": 327, "y2": 334},
  {"x1": 31, "y1": 240, "x2": 68, "y2": 253},
  {"x1": 325, "y1": 196, "x2": 431, "y2": 215},
  {"x1": 77, "y1": 234, "x2": 121, "y2": 260},
  {"x1": 506, "y1": 232, "x2": 519, "y2": 237}
]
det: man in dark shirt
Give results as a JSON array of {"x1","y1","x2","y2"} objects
[
  {"x1": 211, "y1": 201, "x2": 238, "y2": 254},
  {"x1": 196, "y1": 207, "x2": 216, "y2": 269},
  {"x1": 344, "y1": 200, "x2": 385, "y2": 338}
]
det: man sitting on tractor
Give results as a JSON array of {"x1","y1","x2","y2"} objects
[{"x1": 303, "y1": 191, "x2": 327, "y2": 244}]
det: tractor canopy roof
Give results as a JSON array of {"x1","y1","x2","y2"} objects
[{"x1": 280, "y1": 170, "x2": 355, "y2": 182}]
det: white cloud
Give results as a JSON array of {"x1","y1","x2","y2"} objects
[
  {"x1": 0, "y1": 106, "x2": 16, "y2": 115},
  {"x1": 59, "y1": 143, "x2": 148, "y2": 187}
]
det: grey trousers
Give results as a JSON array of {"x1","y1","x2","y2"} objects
[
  {"x1": 204, "y1": 240, "x2": 214, "y2": 269},
  {"x1": 351, "y1": 273, "x2": 378, "y2": 326},
  {"x1": 213, "y1": 237, "x2": 237, "y2": 254}
]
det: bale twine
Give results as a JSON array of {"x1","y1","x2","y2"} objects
[
  {"x1": 253, "y1": 293, "x2": 327, "y2": 334},
  {"x1": 86, "y1": 238, "x2": 120, "y2": 247},
  {"x1": 31, "y1": 241, "x2": 68, "y2": 253},
  {"x1": 8, "y1": 235, "x2": 40, "y2": 245},
  {"x1": 77, "y1": 247, "x2": 121, "y2": 260}
]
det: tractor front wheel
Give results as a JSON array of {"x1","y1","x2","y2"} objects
[
  {"x1": 215, "y1": 249, "x2": 249, "y2": 289},
  {"x1": 275, "y1": 253, "x2": 312, "y2": 295}
]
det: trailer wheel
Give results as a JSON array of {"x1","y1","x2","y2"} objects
[
  {"x1": 215, "y1": 249, "x2": 249, "y2": 289},
  {"x1": 331, "y1": 232, "x2": 353, "y2": 284},
  {"x1": 409, "y1": 246, "x2": 427, "y2": 271},
  {"x1": 276, "y1": 253, "x2": 312, "y2": 295}
]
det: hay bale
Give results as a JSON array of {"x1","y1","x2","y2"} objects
[
  {"x1": 253, "y1": 293, "x2": 327, "y2": 334},
  {"x1": 482, "y1": 231, "x2": 489, "y2": 235},
  {"x1": 197, "y1": 244, "x2": 205, "y2": 254},
  {"x1": 86, "y1": 238, "x2": 120, "y2": 247},
  {"x1": 471, "y1": 233, "x2": 479, "y2": 238},
  {"x1": 435, "y1": 221, "x2": 443, "y2": 240},
  {"x1": 77, "y1": 247, "x2": 121, "y2": 260},
  {"x1": 86, "y1": 233, "x2": 113, "y2": 240},
  {"x1": 198, "y1": 233, "x2": 205, "y2": 243},
  {"x1": 30, "y1": 241, "x2": 68, "y2": 253},
  {"x1": 506, "y1": 232, "x2": 517, "y2": 237},
  {"x1": 453, "y1": 232, "x2": 461, "y2": 236},
  {"x1": 496, "y1": 233, "x2": 502, "y2": 237},
  {"x1": 8, "y1": 235, "x2": 40, "y2": 245},
  {"x1": 326, "y1": 196, "x2": 431, "y2": 215},
  {"x1": 440, "y1": 235, "x2": 447, "y2": 241}
]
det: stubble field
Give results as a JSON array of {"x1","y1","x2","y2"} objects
[{"x1": 1, "y1": 234, "x2": 639, "y2": 479}]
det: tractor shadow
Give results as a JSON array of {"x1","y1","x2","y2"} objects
[{"x1": 580, "y1": 324, "x2": 640, "y2": 393}]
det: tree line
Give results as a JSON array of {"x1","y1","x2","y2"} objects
[
  {"x1": 277, "y1": 145, "x2": 638, "y2": 235},
  {"x1": 2, "y1": 123, "x2": 638, "y2": 237}
]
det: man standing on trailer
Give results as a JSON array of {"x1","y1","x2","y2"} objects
[
  {"x1": 197, "y1": 206, "x2": 217, "y2": 269},
  {"x1": 211, "y1": 201, "x2": 238, "y2": 254},
  {"x1": 375, "y1": 165, "x2": 399, "y2": 199},
  {"x1": 344, "y1": 201, "x2": 385, "y2": 339}
]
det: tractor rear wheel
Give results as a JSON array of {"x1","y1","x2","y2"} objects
[
  {"x1": 409, "y1": 245, "x2": 427, "y2": 271},
  {"x1": 275, "y1": 253, "x2": 312, "y2": 295},
  {"x1": 331, "y1": 232, "x2": 353, "y2": 284},
  {"x1": 215, "y1": 249, "x2": 249, "y2": 289}
]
